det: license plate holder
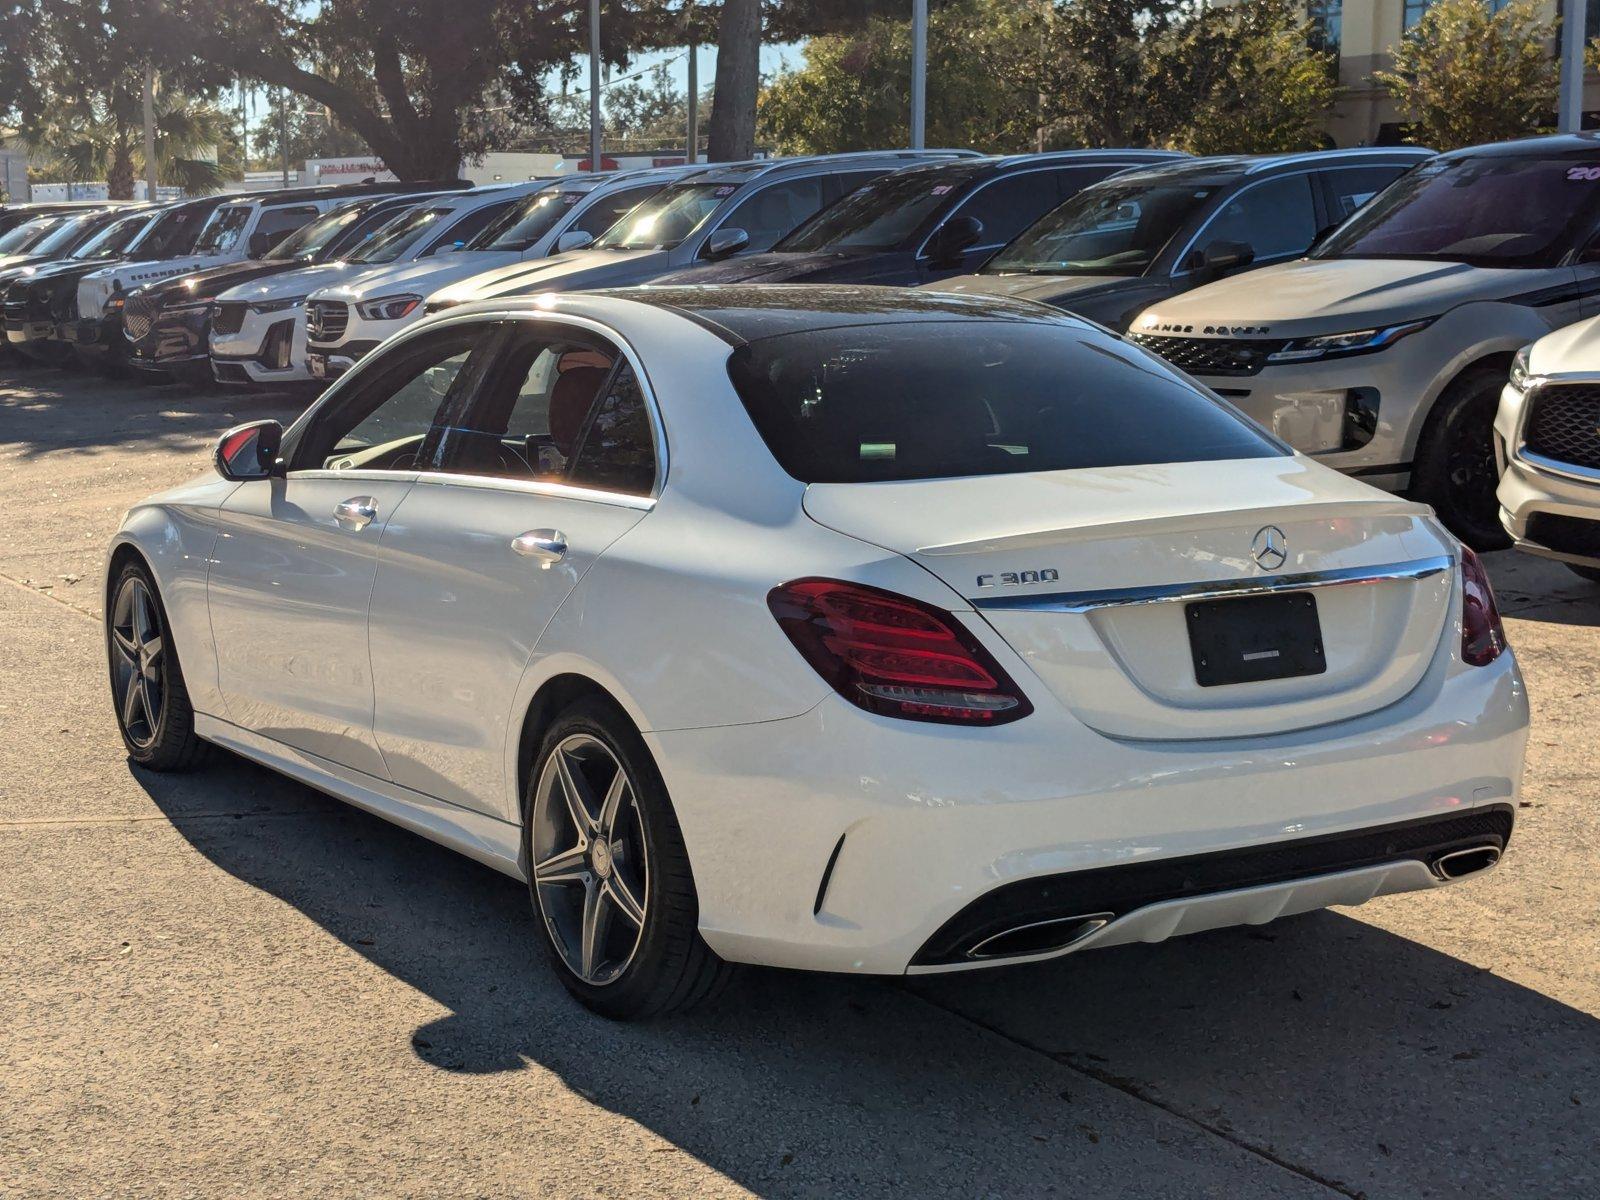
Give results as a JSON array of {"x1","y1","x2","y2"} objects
[
  {"x1": 1186, "y1": 591, "x2": 1326, "y2": 687},
  {"x1": 307, "y1": 352, "x2": 326, "y2": 379}
]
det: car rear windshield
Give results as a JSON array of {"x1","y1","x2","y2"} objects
[
  {"x1": 984, "y1": 180, "x2": 1220, "y2": 276},
  {"x1": 593, "y1": 182, "x2": 728, "y2": 249},
  {"x1": 1316, "y1": 155, "x2": 1600, "y2": 269},
  {"x1": 475, "y1": 188, "x2": 581, "y2": 251},
  {"x1": 779, "y1": 165, "x2": 983, "y2": 253},
  {"x1": 726, "y1": 320, "x2": 1282, "y2": 483}
]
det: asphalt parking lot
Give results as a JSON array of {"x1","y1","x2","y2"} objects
[{"x1": 3, "y1": 366, "x2": 1598, "y2": 1200}]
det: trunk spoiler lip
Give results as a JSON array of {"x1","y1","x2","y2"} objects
[
  {"x1": 911, "y1": 497, "x2": 1434, "y2": 557},
  {"x1": 972, "y1": 554, "x2": 1455, "y2": 614}
]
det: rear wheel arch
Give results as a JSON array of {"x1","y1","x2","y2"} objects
[{"x1": 516, "y1": 674, "x2": 633, "y2": 828}]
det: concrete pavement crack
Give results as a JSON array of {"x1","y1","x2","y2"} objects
[{"x1": 909, "y1": 989, "x2": 1363, "y2": 1199}]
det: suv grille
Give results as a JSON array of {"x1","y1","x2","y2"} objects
[
  {"x1": 212, "y1": 301, "x2": 247, "y2": 335},
  {"x1": 307, "y1": 300, "x2": 349, "y2": 342},
  {"x1": 1524, "y1": 383, "x2": 1600, "y2": 471},
  {"x1": 123, "y1": 291, "x2": 161, "y2": 341},
  {"x1": 1127, "y1": 332, "x2": 1287, "y2": 377}
]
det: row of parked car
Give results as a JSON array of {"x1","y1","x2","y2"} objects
[{"x1": 7, "y1": 134, "x2": 1600, "y2": 573}]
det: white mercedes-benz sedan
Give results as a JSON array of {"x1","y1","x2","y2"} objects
[{"x1": 105, "y1": 285, "x2": 1529, "y2": 1019}]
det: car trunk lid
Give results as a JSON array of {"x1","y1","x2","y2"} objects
[{"x1": 803, "y1": 457, "x2": 1456, "y2": 740}]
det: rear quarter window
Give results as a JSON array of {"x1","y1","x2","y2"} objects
[{"x1": 725, "y1": 320, "x2": 1284, "y2": 483}]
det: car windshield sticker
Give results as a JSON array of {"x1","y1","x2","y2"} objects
[
  {"x1": 931, "y1": 185, "x2": 953, "y2": 195},
  {"x1": 714, "y1": 185, "x2": 736, "y2": 197},
  {"x1": 1568, "y1": 166, "x2": 1600, "y2": 181}
]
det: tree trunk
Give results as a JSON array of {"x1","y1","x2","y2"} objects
[
  {"x1": 107, "y1": 140, "x2": 135, "y2": 201},
  {"x1": 707, "y1": 0, "x2": 760, "y2": 161}
]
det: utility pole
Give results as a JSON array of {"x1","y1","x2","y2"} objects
[
  {"x1": 1560, "y1": 0, "x2": 1589, "y2": 133},
  {"x1": 589, "y1": 0, "x2": 603, "y2": 171},
  {"x1": 142, "y1": 66, "x2": 158, "y2": 201},
  {"x1": 686, "y1": 30, "x2": 699, "y2": 163},
  {"x1": 911, "y1": 0, "x2": 927, "y2": 149}
]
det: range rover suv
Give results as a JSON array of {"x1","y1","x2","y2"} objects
[
  {"x1": 1127, "y1": 133, "x2": 1600, "y2": 547},
  {"x1": 932, "y1": 148, "x2": 1431, "y2": 331},
  {"x1": 649, "y1": 150, "x2": 1186, "y2": 289}
]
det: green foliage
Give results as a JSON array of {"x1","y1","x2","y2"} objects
[
  {"x1": 1147, "y1": 0, "x2": 1337, "y2": 155},
  {"x1": 759, "y1": 0, "x2": 1046, "y2": 154},
  {"x1": 1377, "y1": 0, "x2": 1556, "y2": 151},
  {"x1": 24, "y1": 89, "x2": 239, "y2": 195},
  {"x1": 760, "y1": 0, "x2": 1338, "y2": 156}
]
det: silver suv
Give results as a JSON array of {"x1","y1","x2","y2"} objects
[{"x1": 1127, "y1": 134, "x2": 1600, "y2": 548}]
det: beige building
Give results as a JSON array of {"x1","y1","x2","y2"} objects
[{"x1": 1299, "y1": 0, "x2": 1599, "y2": 145}]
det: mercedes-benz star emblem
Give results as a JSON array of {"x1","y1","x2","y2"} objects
[{"x1": 1251, "y1": 526, "x2": 1287, "y2": 571}]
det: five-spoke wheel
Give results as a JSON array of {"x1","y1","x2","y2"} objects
[
  {"x1": 530, "y1": 732, "x2": 650, "y2": 987},
  {"x1": 110, "y1": 575, "x2": 165, "y2": 749}
]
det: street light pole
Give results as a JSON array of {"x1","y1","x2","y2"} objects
[
  {"x1": 911, "y1": 0, "x2": 927, "y2": 149},
  {"x1": 589, "y1": 0, "x2": 603, "y2": 170},
  {"x1": 687, "y1": 34, "x2": 699, "y2": 163},
  {"x1": 1561, "y1": 0, "x2": 1588, "y2": 133},
  {"x1": 142, "y1": 66, "x2": 158, "y2": 201}
]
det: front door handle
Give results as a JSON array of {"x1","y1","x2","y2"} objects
[
  {"x1": 334, "y1": 496, "x2": 379, "y2": 530},
  {"x1": 512, "y1": 529, "x2": 567, "y2": 565}
]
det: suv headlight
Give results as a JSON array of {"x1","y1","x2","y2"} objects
[
  {"x1": 355, "y1": 293, "x2": 423, "y2": 321},
  {"x1": 1266, "y1": 319, "x2": 1432, "y2": 364},
  {"x1": 248, "y1": 296, "x2": 305, "y2": 314},
  {"x1": 1508, "y1": 344, "x2": 1534, "y2": 391}
]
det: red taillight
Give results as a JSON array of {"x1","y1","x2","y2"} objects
[
  {"x1": 1459, "y1": 546, "x2": 1507, "y2": 667},
  {"x1": 767, "y1": 578, "x2": 1031, "y2": 725}
]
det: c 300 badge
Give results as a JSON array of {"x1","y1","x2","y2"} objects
[{"x1": 976, "y1": 569, "x2": 1060, "y2": 588}]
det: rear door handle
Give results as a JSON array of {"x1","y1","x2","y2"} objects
[
  {"x1": 334, "y1": 496, "x2": 379, "y2": 530},
  {"x1": 512, "y1": 529, "x2": 567, "y2": 565}
]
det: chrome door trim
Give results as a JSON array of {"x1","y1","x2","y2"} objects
[
  {"x1": 410, "y1": 470, "x2": 657, "y2": 511},
  {"x1": 972, "y1": 555, "x2": 1454, "y2": 614}
]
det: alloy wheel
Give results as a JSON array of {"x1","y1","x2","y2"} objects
[
  {"x1": 530, "y1": 733, "x2": 650, "y2": 987},
  {"x1": 110, "y1": 576, "x2": 165, "y2": 749}
]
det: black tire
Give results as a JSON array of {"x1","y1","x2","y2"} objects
[
  {"x1": 106, "y1": 559, "x2": 209, "y2": 771},
  {"x1": 1566, "y1": 563, "x2": 1600, "y2": 585},
  {"x1": 1411, "y1": 366, "x2": 1513, "y2": 551},
  {"x1": 523, "y1": 696, "x2": 733, "y2": 1019}
]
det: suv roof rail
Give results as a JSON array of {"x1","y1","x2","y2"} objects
[
  {"x1": 990, "y1": 148, "x2": 1188, "y2": 168},
  {"x1": 1242, "y1": 145, "x2": 1436, "y2": 174}
]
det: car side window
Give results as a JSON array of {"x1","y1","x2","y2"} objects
[
  {"x1": 1198, "y1": 175, "x2": 1318, "y2": 262},
  {"x1": 293, "y1": 327, "x2": 489, "y2": 473},
  {"x1": 1321, "y1": 165, "x2": 1407, "y2": 222},
  {"x1": 568, "y1": 364, "x2": 657, "y2": 496},
  {"x1": 713, "y1": 178, "x2": 828, "y2": 254},
  {"x1": 425, "y1": 200, "x2": 514, "y2": 254},
  {"x1": 255, "y1": 204, "x2": 319, "y2": 245},
  {"x1": 949, "y1": 172, "x2": 1067, "y2": 248},
  {"x1": 573, "y1": 185, "x2": 661, "y2": 237},
  {"x1": 440, "y1": 329, "x2": 619, "y2": 482}
]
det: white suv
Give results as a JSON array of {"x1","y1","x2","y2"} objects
[
  {"x1": 209, "y1": 183, "x2": 532, "y2": 386},
  {"x1": 1495, "y1": 314, "x2": 1600, "y2": 581},
  {"x1": 1127, "y1": 134, "x2": 1600, "y2": 548},
  {"x1": 301, "y1": 164, "x2": 707, "y2": 379}
]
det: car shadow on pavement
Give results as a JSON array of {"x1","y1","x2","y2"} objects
[
  {"x1": 0, "y1": 366, "x2": 310, "y2": 458},
  {"x1": 130, "y1": 752, "x2": 1600, "y2": 1200}
]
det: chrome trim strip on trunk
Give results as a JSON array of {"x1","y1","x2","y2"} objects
[{"x1": 971, "y1": 554, "x2": 1454, "y2": 613}]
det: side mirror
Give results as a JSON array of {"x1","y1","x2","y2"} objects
[
  {"x1": 214, "y1": 419, "x2": 284, "y2": 481},
  {"x1": 556, "y1": 230, "x2": 595, "y2": 253},
  {"x1": 1307, "y1": 223, "x2": 1340, "y2": 253},
  {"x1": 1189, "y1": 239, "x2": 1255, "y2": 281},
  {"x1": 924, "y1": 215, "x2": 984, "y2": 266},
  {"x1": 702, "y1": 227, "x2": 750, "y2": 260}
]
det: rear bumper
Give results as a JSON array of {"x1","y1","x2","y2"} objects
[{"x1": 648, "y1": 646, "x2": 1528, "y2": 975}]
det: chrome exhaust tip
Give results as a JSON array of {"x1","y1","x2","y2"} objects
[
  {"x1": 1430, "y1": 844, "x2": 1502, "y2": 882},
  {"x1": 966, "y1": 912, "x2": 1116, "y2": 961}
]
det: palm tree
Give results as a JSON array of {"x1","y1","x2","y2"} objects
[{"x1": 23, "y1": 78, "x2": 239, "y2": 199}]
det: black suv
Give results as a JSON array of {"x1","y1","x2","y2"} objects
[
  {"x1": 653, "y1": 151, "x2": 1187, "y2": 289},
  {"x1": 933, "y1": 148, "x2": 1433, "y2": 331}
]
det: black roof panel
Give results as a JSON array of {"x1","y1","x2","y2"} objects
[{"x1": 601, "y1": 283, "x2": 1079, "y2": 344}]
